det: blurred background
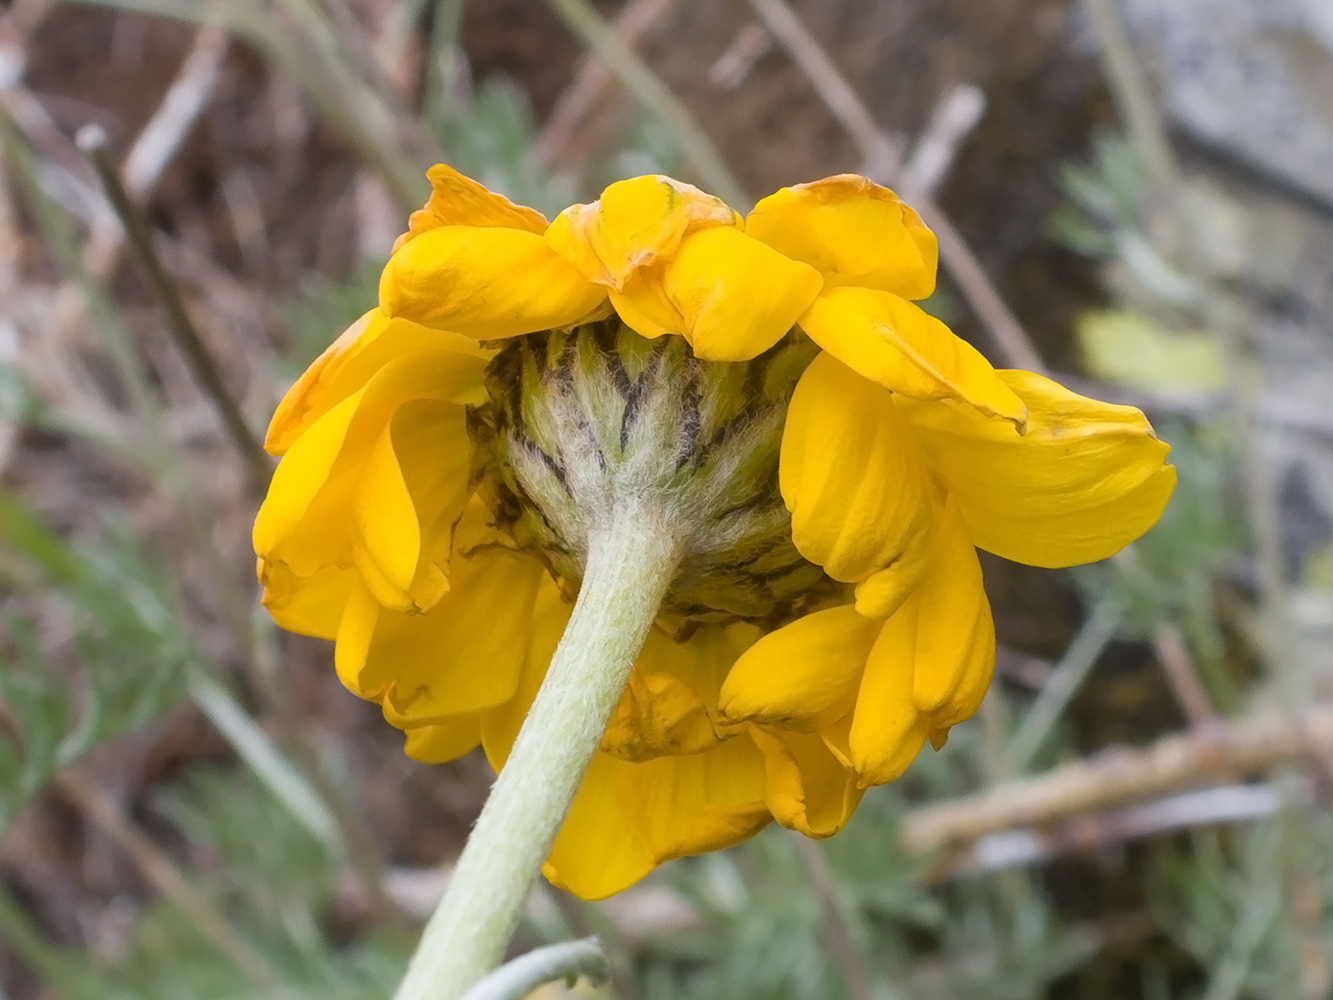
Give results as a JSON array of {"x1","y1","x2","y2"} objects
[{"x1": 3, "y1": 0, "x2": 1333, "y2": 997}]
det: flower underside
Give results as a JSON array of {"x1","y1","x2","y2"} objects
[
  {"x1": 253, "y1": 164, "x2": 1178, "y2": 901},
  {"x1": 484, "y1": 320, "x2": 835, "y2": 629}
]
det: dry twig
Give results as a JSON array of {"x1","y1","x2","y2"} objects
[{"x1": 901, "y1": 706, "x2": 1333, "y2": 855}]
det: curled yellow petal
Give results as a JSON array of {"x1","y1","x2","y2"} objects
[
  {"x1": 750, "y1": 724, "x2": 863, "y2": 838},
  {"x1": 545, "y1": 174, "x2": 739, "y2": 290},
  {"x1": 351, "y1": 400, "x2": 471, "y2": 610},
  {"x1": 897, "y1": 369, "x2": 1177, "y2": 567},
  {"x1": 746, "y1": 174, "x2": 938, "y2": 300},
  {"x1": 265, "y1": 309, "x2": 487, "y2": 456},
  {"x1": 849, "y1": 501, "x2": 995, "y2": 786},
  {"x1": 402, "y1": 719, "x2": 482, "y2": 765},
  {"x1": 257, "y1": 558, "x2": 352, "y2": 641},
  {"x1": 717, "y1": 604, "x2": 879, "y2": 730},
  {"x1": 395, "y1": 162, "x2": 548, "y2": 251},
  {"x1": 379, "y1": 226, "x2": 605, "y2": 339},
  {"x1": 798, "y1": 287, "x2": 1026, "y2": 424},
  {"x1": 780, "y1": 352, "x2": 937, "y2": 583},
  {"x1": 601, "y1": 623, "x2": 758, "y2": 762},
  {"x1": 661, "y1": 227, "x2": 823, "y2": 361}
]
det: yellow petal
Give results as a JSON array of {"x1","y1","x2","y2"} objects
[
  {"x1": 545, "y1": 174, "x2": 739, "y2": 290},
  {"x1": 479, "y1": 583, "x2": 575, "y2": 770},
  {"x1": 849, "y1": 504, "x2": 995, "y2": 785},
  {"x1": 351, "y1": 400, "x2": 472, "y2": 611},
  {"x1": 541, "y1": 754, "x2": 655, "y2": 900},
  {"x1": 600, "y1": 624, "x2": 753, "y2": 762},
  {"x1": 379, "y1": 226, "x2": 605, "y2": 338},
  {"x1": 749, "y1": 724, "x2": 863, "y2": 838},
  {"x1": 334, "y1": 579, "x2": 381, "y2": 698},
  {"x1": 544, "y1": 739, "x2": 771, "y2": 901},
  {"x1": 746, "y1": 174, "x2": 938, "y2": 300},
  {"x1": 395, "y1": 163, "x2": 548, "y2": 251},
  {"x1": 780, "y1": 352, "x2": 937, "y2": 583},
  {"x1": 265, "y1": 309, "x2": 487, "y2": 456},
  {"x1": 402, "y1": 719, "x2": 482, "y2": 764},
  {"x1": 370, "y1": 547, "x2": 548, "y2": 727},
  {"x1": 253, "y1": 352, "x2": 485, "y2": 577},
  {"x1": 257, "y1": 558, "x2": 352, "y2": 641},
  {"x1": 798, "y1": 288, "x2": 1026, "y2": 424},
  {"x1": 717, "y1": 604, "x2": 879, "y2": 730},
  {"x1": 897, "y1": 369, "x2": 1177, "y2": 567},
  {"x1": 656, "y1": 226, "x2": 823, "y2": 361}
]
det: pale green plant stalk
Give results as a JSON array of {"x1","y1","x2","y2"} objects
[{"x1": 393, "y1": 502, "x2": 682, "y2": 1000}]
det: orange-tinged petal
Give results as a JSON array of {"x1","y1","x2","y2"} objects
[
  {"x1": 798, "y1": 287, "x2": 1026, "y2": 424},
  {"x1": 849, "y1": 501, "x2": 995, "y2": 785},
  {"x1": 746, "y1": 175, "x2": 938, "y2": 299},
  {"x1": 402, "y1": 719, "x2": 482, "y2": 764},
  {"x1": 780, "y1": 352, "x2": 937, "y2": 583},
  {"x1": 395, "y1": 163, "x2": 548, "y2": 251},
  {"x1": 379, "y1": 226, "x2": 605, "y2": 338},
  {"x1": 545, "y1": 174, "x2": 739, "y2": 290},
  {"x1": 717, "y1": 604, "x2": 879, "y2": 730},
  {"x1": 897, "y1": 369, "x2": 1177, "y2": 567},
  {"x1": 750, "y1": 725, "x2": 863, "y2": 838},
  {"x1": 265, "y1": 309, "x2": 487, "y2": 456}
]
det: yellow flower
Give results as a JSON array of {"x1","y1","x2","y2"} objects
[{"x1": 254, "y1": 165, "x2": 1176, "y2": 900}]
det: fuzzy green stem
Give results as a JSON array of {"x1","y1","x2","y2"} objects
[{"x1": 392, "y1": 503, "x2": 681, "y2": 1000}]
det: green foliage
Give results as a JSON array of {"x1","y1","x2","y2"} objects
[
  {"x1": 1050, "y1": 131, "x2": 1150, "y2": 259},
  {"x1": 0, "y1": 493, "x2": 191, "y2": 832}
]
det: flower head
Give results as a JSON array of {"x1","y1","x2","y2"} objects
[{"x1": 254, "y1": 165, "x2": 1175, "y2": 899}]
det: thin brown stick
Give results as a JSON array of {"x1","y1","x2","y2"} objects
[
  {"x1": 793, "y1": 835, "x2": 872, "y2": 1000},
  {"x1": 1152, "y1": 624, "x2": 1218, "y2": 726},
  {"x1": 77, "y1": 124, "x2": 271, "y2": 496},
  {"x1": 85, "y1": 27, "x2": 230, "y2": 278},
  {"x1": 535, "y1": 0, "x2": 680, "y2": 168},
  {"x1": 901, "y1": 705, "x2": 1333, "y2": 855},
  {"x1": 747, "y1": 0, "x2": 1048, "y2": 374},
  {"x1": 56, "y1": 769, "x2": 283, "y2": 987}
]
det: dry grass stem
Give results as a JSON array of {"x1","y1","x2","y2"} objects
[
  {"x1": 793, "y1": 835, "x2": 872, "y2": 1000},
  {"x1": 543, "y1": 0, "x2": 749, "y2": 209},
  {"x1": 748, "y1": 0, "x2": 1048, "y2": 374},
  {"x1": 535, "y1": 0, "x2": 681, "y2": 168},
  {"x1": 55, "y1": 768, "x2": 283, "y2": 987}
]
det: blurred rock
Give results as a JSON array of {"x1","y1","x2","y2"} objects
[{"x1": 1122, "y1": 0, "x2": 1333, "y2": 208}]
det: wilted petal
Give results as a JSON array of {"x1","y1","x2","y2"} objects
[
  {"x1": 897, "y1": 369, "x2": 1177, "y2": 567},
  {"x1": 395, "y1": 163, "x2": 548, "y2": 250},
  {"x1": 798, "y1": 287, "x2": 1026, "y2": 424},
  {"x1": 849, "y1": 500, "x2": 995, "y2": 785}
]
